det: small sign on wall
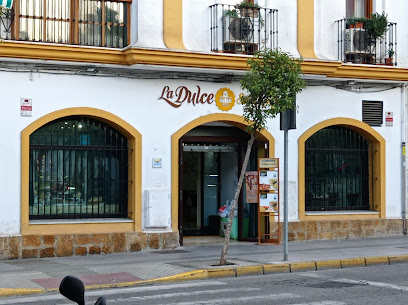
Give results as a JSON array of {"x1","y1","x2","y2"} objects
[
  {"x1": 385, "y1": 112, "x2": 393, "y2": 127},
  {"x1": 152, "y1": 158, "x2": 162, "y2": 168},
  {"x1": 21, "y1": 98, "x2": 32, "y2": 117}
]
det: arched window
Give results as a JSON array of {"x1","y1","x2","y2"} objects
[
  {"x1": 305, "y1": 126, "x2": 371, "y2": 211},
  {"x1": 29, "y1": 116, "x2": 129, "y2": 219}
]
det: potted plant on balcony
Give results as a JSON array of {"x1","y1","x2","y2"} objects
[
  {"x1": 365, "y1": 12, "x2": 388, "y2": 43},
  {"x1": 222, "y1": 2, "x2": 264, "y2": 54},
  {"x1": 347, "y1": 16, "x2": 367, "y2": 29},
  {"x1": 235, "y1": 1, "x2": 260, "y2": 18},
  {"x1": 363, "y1": 12, "x2": 388, "y2": 63},
  {"x1": 385, "y1": 48, "x2": 394, "y2": 66},
  {"x1": 223, "y1": 8, "x2": 239, "y2": 19}
]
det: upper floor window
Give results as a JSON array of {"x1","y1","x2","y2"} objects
[
  {"x1": 346, "y1": 0, "x2": 372, "y2": 18},
  {"x1": 5, "y1": 0, "x2": 130, "y2": 48}
]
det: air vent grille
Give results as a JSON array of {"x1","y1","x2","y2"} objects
[{"x1": 362, "y1": 100, "x2": 383, "y2": 126}]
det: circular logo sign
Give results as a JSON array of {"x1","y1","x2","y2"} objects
[{"x1": 215, "y1": 88, "x2": 235, "y2": 111}]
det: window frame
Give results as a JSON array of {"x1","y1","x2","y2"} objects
[
  {"x1": 29, "y1": 116, "x2": 130, "y2": 220},
  {"x1": 12, "y1": 0, "x2": 131, "y2": 48},
  {"x1": 21, "y1": 108, "x2": 142, "y2": 235},
  {"x1": 298, "y1": 118, "x2": 385, "y2": 221}
]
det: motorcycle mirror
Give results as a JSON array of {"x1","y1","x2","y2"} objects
[
  {"x1": 94, "y1": 296, "x2": 107, "y2": 305},
  {"x1": 59, "y1": 275, "x2": 85, "y2": 305}
]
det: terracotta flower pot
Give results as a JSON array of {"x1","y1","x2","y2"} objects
[{"x1": 239, "y1": 7, "x2": 259, "y2": 18}]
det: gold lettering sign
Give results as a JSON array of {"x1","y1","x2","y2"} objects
[
  {"x1": 259, "y1": 158, "x2": 279, "y2": 168},
  {"x1": 159, "y1": 85, "x2": 241, "y2": 111},
  {"x1": 158, "y1": 85, "x2": 214, "y2": 108}
]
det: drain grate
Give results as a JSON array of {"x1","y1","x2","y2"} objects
[{"x1": 151, "y1": 250, "x2": 190, "y2": 254}]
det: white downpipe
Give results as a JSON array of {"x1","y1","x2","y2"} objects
[{"x1": 402, "y1": 85, "x2": 407, "y2": 235}]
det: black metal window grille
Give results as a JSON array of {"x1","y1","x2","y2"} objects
[
  {"x1": 305, "y1": 126, "x2": 372, "y2": 212},
  {"x1": 0, "y1": 0, "x2": 129, "y2": 48},
  {"x1": 29, "y1": 116, "x2": 129, "y2": 220},
  {"x1": 210, "y1": 4, "x2": 278, "y2": 55},
  {"x1": 335, "y1": 18, "x2": 397, "y2": 66}
]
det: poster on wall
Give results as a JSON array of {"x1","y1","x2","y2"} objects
[
  {"x1": 259, "y1": 193, "x2": 279, "y2": 212},
  {"x1": 259, "y1": 170, "x2": 278, "y2": 191},
  {"x1": 245, "y1": 171, "x2": 258, "y2": 203}
]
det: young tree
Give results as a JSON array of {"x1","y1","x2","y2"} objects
[{"x1": 219, "y1": 49, "x2": 307, "y2": 266}]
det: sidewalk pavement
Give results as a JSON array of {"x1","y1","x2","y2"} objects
[{"x1": 1, "y1": 235, "x2": 408, "y2": 297}]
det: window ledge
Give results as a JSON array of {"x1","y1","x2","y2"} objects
[
  {"x1": 29, "y1": 218, "x2": 134, "y2": 225},
  {"x1": 305, "y1": 211, "x2": 380, "y2": 216}
]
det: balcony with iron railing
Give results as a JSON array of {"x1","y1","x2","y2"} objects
[
  {"x1": 0, "y1": 0, "x2": 130, "y2": 48},
  {"x1": 335, "y1": 18, "x2": 397, "y2": 66},
  {"x1": 210, "y1": 4, "x2": 278, "y2": 55}
]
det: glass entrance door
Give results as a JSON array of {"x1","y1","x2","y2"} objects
[
  {"x1": 179, "y1": 139, "x2": 267, "y2": 243},
  {"x1": 181, "y1": 143, "x2": 238, "y2": 237}
]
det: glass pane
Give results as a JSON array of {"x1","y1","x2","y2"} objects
[
  {"x1": 79, "y1": 0, "x2": 102, "y2": 46},
  {"x1": 19, "y1": 19, "x2": 40, "y2": 41},
  {"x1": 105, "y1": 1, "x2": 126, "y2": 47},
  {"x1": 182, "y1": 152, "x2": 200, "y2": 232},
  {"x1": 46, "y1": 0, "x2": 70, "y2": 43},
  {"x1": 242, "y1": 145, "x2": 258, "y2": 239},
  {"x1": 46, "y1": 21, "x2": 70, "y2": 42},
  {"x1": 346, "y1": 0, "x2": 365, "y2": 18},
  {"x1": 203, "y1": 152, "x2": 219, "y2": 228}
]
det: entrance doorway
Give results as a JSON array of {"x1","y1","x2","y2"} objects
[
  {"x1": 181, "y1": 144, "x2": 238, "y2": 236},
  {"x1": 178, "y1": 123, "x2": 268, "y2": 245}
]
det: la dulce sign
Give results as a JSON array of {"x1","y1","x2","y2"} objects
[{"x1": 159, "y1": 85, "x2": 241, "y2": 111}]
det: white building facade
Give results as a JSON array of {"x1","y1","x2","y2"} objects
[{"x1": 0, "y1": 0, "x2": 407, "y2": 259}]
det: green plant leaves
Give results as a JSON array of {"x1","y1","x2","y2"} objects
[{"x1": 240, "y1": 49, "x2": 307, "y2": 132}]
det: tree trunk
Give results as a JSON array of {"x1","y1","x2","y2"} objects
[{"x1": 219, "y1": 132, "x2": 256, "y2": 265}]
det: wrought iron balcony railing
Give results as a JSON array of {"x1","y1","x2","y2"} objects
[
  {"x1": 0, "y1": 0, "x2": 130, "y2": 48},
  {"x1": 335, "y1": 18, "x2": 397, "y2": 66},
  {"x1": 210, "y1": 4, "x2": 278, "y2": 55}
]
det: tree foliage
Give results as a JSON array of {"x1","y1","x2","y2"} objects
[
  {"x1": 240, "y1": 49, "x2": 307, "y2": 132},
  {"x1": 219, "y1": 49, "x2": 306, "y2": 266}
]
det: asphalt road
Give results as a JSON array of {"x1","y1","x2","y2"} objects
[{"x1": 2, "y1": 263, "x2": 408, "y2": 305}]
